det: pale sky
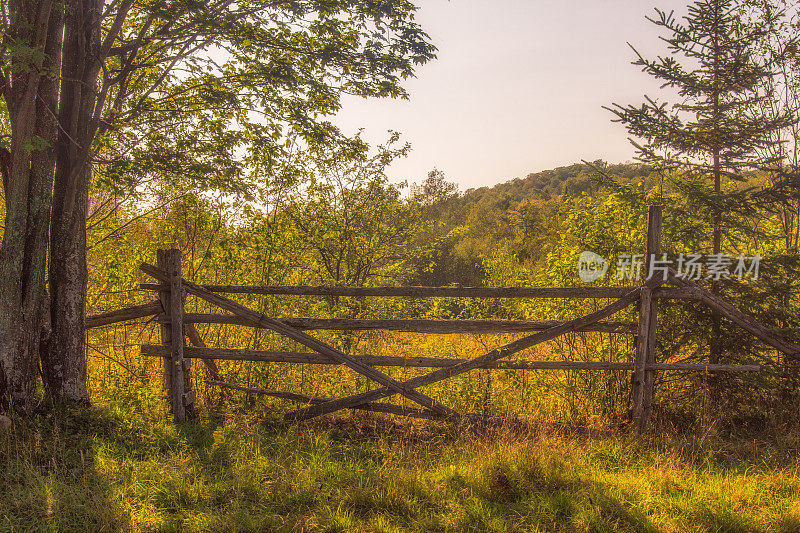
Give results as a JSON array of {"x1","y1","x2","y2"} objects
[{"x1": 333, "y1": 0, "x2": 687, "y2": 190}]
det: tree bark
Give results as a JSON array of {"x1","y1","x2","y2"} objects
[
  {"x1": 41, "y1": 0, "x2": 102, "y2": 402},
  {"x1": 0, "y1": 0, "x2": 61, "y2": 410},
  {"x1": 709, "y1": 19, "x2": 723, "y2": 394}
]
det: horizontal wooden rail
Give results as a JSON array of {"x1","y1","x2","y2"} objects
[
  {"x1": 178, "y1": 314, "x2": 636, "y2": 333},
  {"x1": 86, "y1": 300, "x2": 162, "y2": 329},
  {"x1": 140, "y1": 283, "x2": 699, "y2": 300},
  {"x1": 141, "y1": 345, "x2": 760, "y2": 372}
]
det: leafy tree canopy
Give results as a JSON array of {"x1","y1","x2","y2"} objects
[{"x1": 87, "y1": 0, "x2": 436, "y2": 199}]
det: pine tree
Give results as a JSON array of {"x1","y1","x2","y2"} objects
[{"x1": 606, "y1": 0, "x2": 793, "y2": 374}]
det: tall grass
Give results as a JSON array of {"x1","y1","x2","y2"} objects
[{"x1": 2, "y1": 389, "x2": 799, "y2": 531}]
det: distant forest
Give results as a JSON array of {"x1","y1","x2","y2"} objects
[{"x1": 405, "y1": 161, "x2": 658, "y2": 287}]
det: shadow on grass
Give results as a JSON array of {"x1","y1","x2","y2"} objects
[
  {"x1": 266, "y1": 414, "x2": 664, "y2": 532},
  {"x1": 284, "y1": 414, "x2": 797, "y2": 532},
  {"x1": 2, "y1": 405, "x2": 797, "y2": 532},
  {"x1": 0, "y1": 403, "x2": 131, "y2": 531},
  {"x1": 452, "y1": 450, "x2": 660, "y2": 532}
]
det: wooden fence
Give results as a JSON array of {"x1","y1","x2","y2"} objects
[{"x1": 86, "y1": 205, "x2": 800, "y2": 431}]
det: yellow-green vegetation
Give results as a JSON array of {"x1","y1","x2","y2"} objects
[
  {"x1": 2, "y1": 395, "x2": 799, "y2": 532},
  {"x1": 3, "y1": 1, "x2": 800, "y2": 530}
]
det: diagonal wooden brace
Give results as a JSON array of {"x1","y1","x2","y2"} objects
[
  {"x1": 207, "y1": 380, "x2": 442, "y2": 419},
  {"x1": 140, "y1": 263, "x2": 459, "y2": 419},
  {"x1": 285, "y1": 285, "x2": 645, "y2": 422},
  {"x1": 667, "y1": 269, "x2": 800, "y2": 358}
]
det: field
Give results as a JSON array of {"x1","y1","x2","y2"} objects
[{"x1": 2, "y1": 379, "x2": 800, "y2": 532}]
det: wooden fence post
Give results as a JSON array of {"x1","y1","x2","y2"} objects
[
  {"x1": 631, "y1": 205, "x2": 662, "y2": 432},
  {"x1": 157, "y1": 248, "x2": 193, "y2": 422}
]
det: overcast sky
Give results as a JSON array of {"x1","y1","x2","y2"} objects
[{"x1": 332, "y1": 0, "x2": 688, "y2": 190}]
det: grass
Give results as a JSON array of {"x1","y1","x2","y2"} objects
[
  {"x1": 7, "y1": 328, "x2": 796, "y2": 531},
  {"x1": 2, "y1": 390, "x2": 800, "y2": 532}
]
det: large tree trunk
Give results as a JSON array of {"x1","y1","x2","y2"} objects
[
  {"x1": 44, "y1": 166, "x2": 90, "y2": 401},
  {"x1": 41, "y1": 0, "x2": 102, "y2": 402},
  {"x1": 0, "y1": 1, "x2": 61, "y2": 410}
]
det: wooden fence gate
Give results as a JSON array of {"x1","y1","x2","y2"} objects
[{"x1": 86, "y1": 205, "x2": 800, "y2": 431}]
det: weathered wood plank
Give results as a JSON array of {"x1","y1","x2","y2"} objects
[
  {"x1": 178, "y1": 314, "x2": 636, "y2": 334},
  {"x1": 140, "y1": 263, "x2": 460, "y2": 419},
  {"x1": 85, "y1": 300, "x2": 162, "y2": 329},
  {"x1": 668, "y1": 270, "x2": 800, "y2": 359},
  {"x1": 631, "y1": 205, "x2": 662, "y2": 432},
  {"x1": 144, "y1": 344, "x2": 639, "y2": 369},
  {"x1": 165, "y1": 250, "x2": 188, "y2": 422},
  {"x1": 141, "y1": 345, "x2": 759, "y2": 372},
  {"x1": 139, "y1": 283, "x2": 698, "y2": 299},
  {"x1": 647, "y1": 363, "x2": 759, "y2": 371},
  {"x1": 632, "y1": 286, "x2": 654, "y2": 428},
  {"x1": 157, "y1": 252, "x2": 183, "y2": 421},
  {"x1": 206, "y1": 381, "x2": 442, "y2": 419}
]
